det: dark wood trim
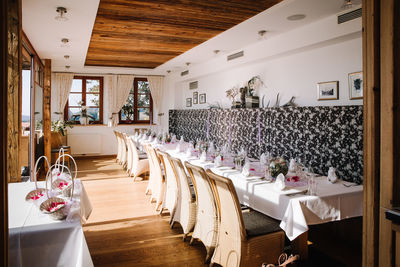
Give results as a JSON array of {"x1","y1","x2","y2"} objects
[
  {"x1": 43, "y1": 59, "x2": 51, "y2": 171},
  {"x1": 22, "y1": 31, "x2": 43, "y2": 67},
  {"x1": 119, "y1": 77, "x2": 153, "y2": 125},
  {"x1": 64, "y1": 76, "x2": 104, "y2": 124},
  {"x1": 362, "y1": 0, "x2": 381, "y2": 266},
  {"x1": 1, "y1": 0, "x2": 8, "y2": 264}
]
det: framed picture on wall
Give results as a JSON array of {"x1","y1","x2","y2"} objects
[
  {"x1": 317, "y1": 81, "x2": 339, "y2": 100},
  {"x1": 348, "y1": 71, "x2": 363, "y2": 99},
  {"x1": 199, "y1": 93, "x2": 206, "y2": 104},
  {"x1": 193, "y1": 91, "x2": 198, "y2": 104},
  {"x1": 186, "y1": 98, "x2": 192, "y2": 107}
]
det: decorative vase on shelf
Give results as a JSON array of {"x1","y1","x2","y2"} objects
[
  {"x1": 231, "y1": 101, "x2": 241, "y2": 109},
  {"x1": 79, "y1": 117, "x2": 89, "y2": 125}
]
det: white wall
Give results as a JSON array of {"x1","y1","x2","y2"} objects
[{"x1": 159, "y1": 14, "x2": 363, "y2": 127}]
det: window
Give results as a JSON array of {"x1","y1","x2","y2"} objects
[
  {"x1": 120, "y1": 78, "x2": 153, "y2": 124},
  {"x1": 65, "y1": 76, "x2": 103, "y2": 124}
]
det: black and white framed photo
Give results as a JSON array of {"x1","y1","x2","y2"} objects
[
  {"x1": 193, "y1": 91, "x2": 198, "y2": 104},
  {"x1": 317, "y1": 81, "x2": 339, "y2": 100},
  {"x1": 199, "y1": 93, "x2": 206, "y2": 104},
  {"x1": 186, "y1": 98, "x2": 192, "y2": 107},
  {"x1": 348, "y1": 71, "x2": 363, "y2": 99}
]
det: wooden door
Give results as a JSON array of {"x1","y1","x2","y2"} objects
[{"x1": 363, "y1": 0, "x2": 400, "y2": 265}]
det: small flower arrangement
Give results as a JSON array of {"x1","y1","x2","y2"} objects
[
  {"x1": 46, "y1": 201, "x2": 66, "y2": 213},
  {"x1": 51, "y1": 120, "x2": 73, "y2": 136},
  {"x1": 269, "y1": 157, "x2": 288, "y2": 178},
  {"x1": 226, "y1": 86, "x2": 240, "y2": 102},
  {"x1": 145, "y1": 129, "x2": 152, "y2": 136}
]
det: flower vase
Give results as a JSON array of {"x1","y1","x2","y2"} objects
[{"x1": 79, "y1": 117, "x2": 89, "y2": 125}]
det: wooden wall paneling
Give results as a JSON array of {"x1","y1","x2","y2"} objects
[
  {"x1": 362, "y1": 0, "x2": 381, "y2": 266},
  {"x1": 43, "y1": 59, "x2": 51, "y2": 170},
  {"x1": 1, "y1": 0, "x2": 9, "y2": 264},
  {"x1": 379, "y1": 0, "x2": 395, "y2": 266},
  {"x1": 7, "y1": 0, "x2": 21, "y2": 183}
]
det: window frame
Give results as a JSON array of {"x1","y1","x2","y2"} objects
[
  {"x1": 64, "y1": 76, "x2": 104, "y2": 124},
  {"x1": 119, "y1": 77, "x2": 153, "y2": 124}
]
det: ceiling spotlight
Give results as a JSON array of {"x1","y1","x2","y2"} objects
[
  {"x1": 167, "y1": 70, "x2": 171, "y2": 73},
  {"x1": 64, "y1": 55, "x2": 70, "y2": 59},
  {"x1": 55, "y1": 7, "x2": 68, "y2": 21},
  {"x1": 186, "y1": 62, "x2": 190, "y2": 66},
  {"x1": 65, "y1": 65, "x2": 70, "y2": 69},
  {"x1": 61, "y1": 38, "x2": 69, "y2": 47},
  {"x1": 258, "y1": 30, "x2": 267, "y2": 40},
  {"x1": 213, "y1": 50, "x2": 220, "y2": 55},
  {"x1": 287, "y1": 14, "x2": 306, "y2": 21},
  {"x1": 342, "y1": 0, "x2": 353, "y2": 9}
]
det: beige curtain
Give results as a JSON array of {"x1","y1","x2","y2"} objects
[
  {"x1": 54, "y1": 73, "x2": 74, "y2": 120},
  {"x1": 147, "y1": 76, "x2": 164, "y2": 125},
  {"x1": 107, "y1": 74, "x2": 135, "y2": 127}
]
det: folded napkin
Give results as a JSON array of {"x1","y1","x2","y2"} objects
[
  {"x1": 289, "y1": 158, "x2": 297, "y2": 173},
  {"x1": 241, "y1": 161, "x2": 251, "y2": 177},
  {"x1": 260, "y1": 153, "x2": 267, "y2": 165},
  {"x1": 185, "y1": 147, "x2": 193, "y2": 157},
  {"x1": 171, "y1": 135, "x2": 177, "y2": 143},
  {"x1": 327, "y1": 167, "x2": 338, "y2": 183},
  {"x1": 274, "y1": 173, "x2": 286, "y2": 191},
  {"x1": 175, "y1": 143, "x2": 182, "y2": 152},
  {"x1": 214, "y1": 155, "x2": 223, "y2": 167},
  {"x1": 200, "y1": 151, "x2": 207, "y2": 162},
  {"x1": 208, "y1": 142, "x2": 215, "y2": 154}
]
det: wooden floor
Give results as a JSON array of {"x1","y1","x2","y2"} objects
[
  {"x1": 78, "y1": 156, "x2": 362, "y2": 267},
  {"x1": 79, "y1": 156, "x2": 207, "y2": 267}
]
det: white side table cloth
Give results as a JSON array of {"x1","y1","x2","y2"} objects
[{"x1": 8, "y1": 180, "x2": 93, "y2": 267}]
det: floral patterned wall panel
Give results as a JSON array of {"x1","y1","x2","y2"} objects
[{"x1": 169, "y1": 105, "x2": 363, "y2": 184}]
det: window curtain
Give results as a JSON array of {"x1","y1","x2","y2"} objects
[
  {"x1": 54, "y1": 73, "x2": 74, "y2": 120},
  {"x1": 107, "y1": 74, "x2": 135, "y2": 127},
  {"x1": 147, "y1": 76, "x2": 164, "y2": 125}
]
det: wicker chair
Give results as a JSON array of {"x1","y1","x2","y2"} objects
[
  {"x1": 127, "y1": 136, "x2": 149, "y2": 180},
  {"x1": 157, "y1": 151, "x2": 178, "y2": 216},
  {"x1": 124, "y1": 133, "x2": 133, "y2": 173},
  {"x1": 206, "y1": 169, "x2": 285, "y2": 267},
  {"x1": 185, "y1": 162, "x2": 218, "y2": 263},
  {"x1": 120, "y1": 132, "x2": 128, "y2": 169},
  {"x1": 147, "y1": 146, "x2": 165, "y2": 210},
  {"x1": 113, "y1": 130, "x2": 121, "y2": 163},
  {"x1": 168, "y1": 155, "x2": 197, "y2": 240}
]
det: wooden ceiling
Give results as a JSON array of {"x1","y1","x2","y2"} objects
[{"x1": 85, "y1": 0, "x2": 283, "y2": 69}]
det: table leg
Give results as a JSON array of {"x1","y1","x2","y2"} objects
[{"x1": 292, "y1": 231, "x2": 308, "y2": 261}]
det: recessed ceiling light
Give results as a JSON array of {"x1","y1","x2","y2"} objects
[
  {"x1": 342, "y1": 0, "x2": 353, "y2": 9},
  {"x1": 287, "y1": 14, "x2": 306, "y2": 21},
  {"x1": 64, "y1": 55, "x2": 70, "y2": 59},
  {"x1": 213, "y1": 50, "x2": 220, "y2": 55},
  {"x1": 55, "y1": 7, "x2": 68, "y2": 21},
  {"x1": 61, "y1": 38, "x2": 69, "y2": 47},
  {"x1": 186, "y1": 62, "x2": 190, "y2": 66},
  {"x1": 167, "y1": 70, "x2": 171, "y2": 73}
]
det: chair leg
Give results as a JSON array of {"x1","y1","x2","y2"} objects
[
  {"x1": 205, "y1": 249, "x2": 212, "y2": 264},
  {"x1": 182, "y1": 233, "x2": 188, "y2": 241},
  {"x1": 170, "y1": 221, "x2": 175, "y2": 229},
  {"x1": 159, "y1": 207, "x2": 164, "y2": 214},
  {"x1": 189, "y1": 237, "x2": 195, "y2": 245}
]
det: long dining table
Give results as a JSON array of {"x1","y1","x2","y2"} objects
[{"x1": 138, "y1": 137, "x2": 363, "y2": 257}]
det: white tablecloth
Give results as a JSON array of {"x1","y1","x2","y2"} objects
[
  {"x1": 162, "y1": 144, "x2": 363, "y2": 241},
  {"x1": 8, "y1": 181, "x2": 94, "y2": 267}
]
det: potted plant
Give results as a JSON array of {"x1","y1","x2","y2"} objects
[{"x1": 51, "y1": 120, "x2": 73, "y2": 149}]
